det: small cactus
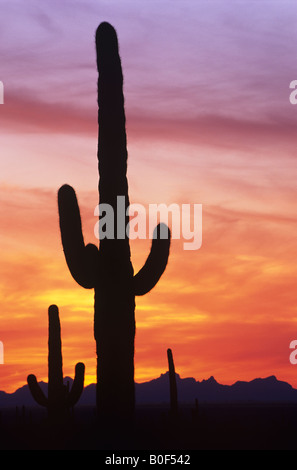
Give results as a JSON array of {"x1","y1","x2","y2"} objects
[
  {"x1": 167, "y1": 348, "x2": 178, "y2": 417},
  {"x1": 27, "y1": 305, "x2": 85, "y2": 421}
]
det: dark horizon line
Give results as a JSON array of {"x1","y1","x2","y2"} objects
[{"x1": 1, "y1": 370, "x2": 296, "y2": 396}]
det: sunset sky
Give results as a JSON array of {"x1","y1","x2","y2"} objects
[{"x1": 1, "y1": 0, "x2": 297, "y2": 394}]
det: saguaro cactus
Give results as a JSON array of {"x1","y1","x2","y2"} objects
[
  {"x1": 57, "y1": 22, "x2": 170, "y2": 419},
  {"x1": 27, "y1": 305, "x2": 85, "y2": 421},
  {"x1": 167, "y1": 348, "x2": 178, "y2": 417}
]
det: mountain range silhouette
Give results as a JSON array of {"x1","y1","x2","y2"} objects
[{"x1": 1, "y1": 373, "x2": 297, "y2": 408}]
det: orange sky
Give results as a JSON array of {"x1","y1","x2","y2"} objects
[{"x1": 1, "y1": 1, "x2": 297, "y2": 394}]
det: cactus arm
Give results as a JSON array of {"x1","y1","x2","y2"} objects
[
  {"x1": 58, "y1": 184, "x2": 98, "y2": 289},
  {"x1": 133, "y1": 223, "x2": 171, "y2": 296},
  {"x1": 67, "y1": 362, "x2": 85, "y2": 407},
  {"x1": 27, "y1": 374, "x2": 48, "y2": 407}
]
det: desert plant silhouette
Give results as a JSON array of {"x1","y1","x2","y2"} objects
[
  {"x1": 167, "y1": 348, "x2": 178, "y2": 418},
  {"x1": 27, "y1": 305, "x2": 85, "y2": 422},
  {"x1": 57, "y1": 22, "x2": 171, "y2": 420}
]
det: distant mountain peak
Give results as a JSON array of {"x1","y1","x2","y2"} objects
[
  {"x1": 159, "y1": 371, "x2": 181, "y2": 380},
  {"x1": 265, "y1": 375, "x2": 277, "y2": 381},
  {"x1": 202, "y1": 376, "x2": 218, "y2": 384},
  {"x1": 251, "y1": 375, "x2": 282, "y2": 385}
]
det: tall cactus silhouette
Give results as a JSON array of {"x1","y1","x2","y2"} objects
[
  {"x1": 58, "y1": 22, "x2": 170, "y2": 419},
  {"x1": 167, "y1": 348, "x2": 178, "y2": 417},
  {"x1": 27, "y1": 305, "x2": 85, "y2": 421}
]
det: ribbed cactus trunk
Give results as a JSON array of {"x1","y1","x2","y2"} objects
[
  {"x1": 95, "y1": 23, "x2": 135, "y2": 420},
  {"x1": 58, "y1": 22, "x2": 170, "y2": 422}
]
